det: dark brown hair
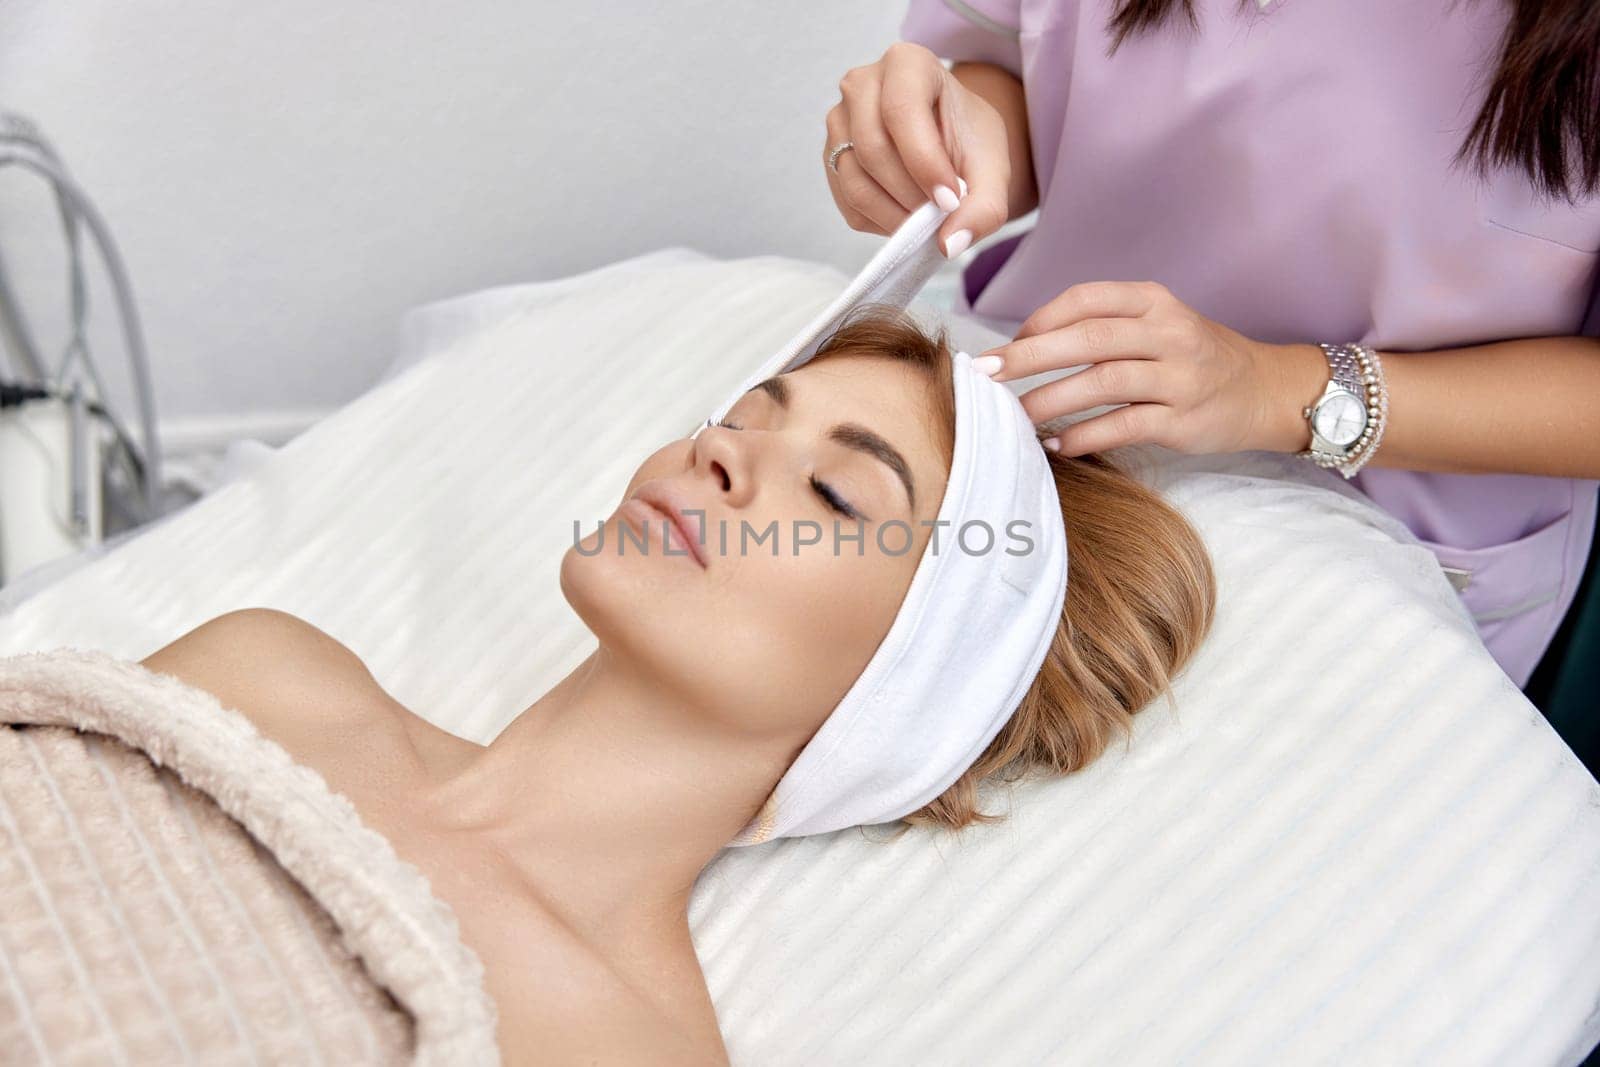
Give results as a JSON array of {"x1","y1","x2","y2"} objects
[
  {"x1": 805, "y1": 304, "x2": 1216, "y2": 840},
  {"x1": 1104, "y1": 0, "x2": 1600, "y2": 203}
]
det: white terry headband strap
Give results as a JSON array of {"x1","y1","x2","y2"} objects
[
  {"x1": 695, "y1": 201, "x2": 959, "y2": 431},
  {"x1": 706, "y1": 202, "x2": 1069, "y2": 847}
]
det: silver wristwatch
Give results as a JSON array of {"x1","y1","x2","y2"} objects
[{"x1": 1301, "y1": 343, "x2": 1370, "y2": 468}]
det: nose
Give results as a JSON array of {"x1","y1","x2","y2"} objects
[{"x1": 693, "y1": 423, "x2": 758, "y2": 508}]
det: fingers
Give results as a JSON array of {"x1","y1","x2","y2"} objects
[
  {"x1": 824, "y1": 101, "x2": 903, "y2": 235},
  {"x1": 1015, "y1": 281, "x2": 1167, "y2": 341},
  {"x1": 845, "y1": 58, "x2": 943, "y2": 215},
  {"x1": 1016, "y1": 358, "x2": 1169, "y2": 425},
  {"x1": 1048, "y1": 403, "x2": 1169, "y2": 456},
  {"x1": 828, "y1": 43, "x2": 981, "y2": 237},
  {"x1": 935, "y1": 84, "x2": 1008, "y2": 253},
  {"x1": 879, "y1": 44, "x2": 964, "y2": 210},
  {"x1": 986, "y1": 316, "x2": 1165, "y2": 380}
]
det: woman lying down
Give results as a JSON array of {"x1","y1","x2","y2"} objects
[{"x1": 124, "y1": 306, "x2": 1214, "y2": 1063}]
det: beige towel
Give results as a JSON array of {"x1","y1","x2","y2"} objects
[{"x1": 0, "y1": 648, "x2": 499, "y2": 1065}]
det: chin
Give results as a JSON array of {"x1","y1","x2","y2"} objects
[
  {"x1": 558, "y1": 538, "x2": 614, "y2": 633},
  {"x1": 561, "y1": 535, "x2": 674, "y2": 653},
  {"x1": 560, "y1": 539, "x2": 759, "y2": 719}
]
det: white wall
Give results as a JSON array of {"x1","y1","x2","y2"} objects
[{"x1": 0, "y1": 2, "x2": 912, "y2": 446}]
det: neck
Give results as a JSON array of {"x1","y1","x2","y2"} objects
[{"x1": 414, "y1": 646, "x2": 793, "y2": 939}]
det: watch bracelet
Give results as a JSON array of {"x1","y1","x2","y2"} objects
[
  {"x1": 1338, "y1": 343, "x2": 1388, "y2": 477},
  {"x1": 1299, "y1": 342, "x2": 1388, "y2": 479},
  {"x1": 1298, "y1": 343, "x2": 1357, "y2": 470}
]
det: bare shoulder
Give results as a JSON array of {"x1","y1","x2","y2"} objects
[
  {"x1": 141, "y1": 606, "x2": 378, "y2": 707},
  {"x1": 138, "y1": 607, "x2": 400, "y2": 763}
]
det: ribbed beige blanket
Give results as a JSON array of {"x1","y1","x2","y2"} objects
[{"x1": 0, "y1": 648, "x2": 500, "y2": 1065}]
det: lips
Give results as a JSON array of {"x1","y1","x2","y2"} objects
[{"x1": 629, "y1": 486, "x2": 709, "y2": 569}]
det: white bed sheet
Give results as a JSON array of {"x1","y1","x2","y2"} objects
[{"x1": 0, "y1": 248, "x2": 1596, "y2": 1066}]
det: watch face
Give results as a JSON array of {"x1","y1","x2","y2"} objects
[{"x1": 1314, "y1": 391, "x2": 1367, "y2": 447}]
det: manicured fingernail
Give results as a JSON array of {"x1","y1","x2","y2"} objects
[
  {"x1": 943, "y1": 228, "x2": 972, "y2": 258},
  {"x1": 933, "y1": 184, "x2": 960, "y2": 211},
  {"x1": 1042, "y1": 437, "x2": 1061, "y2": 452},
  {"x1": 970, "y1": 353, "x2": 1003, "y2": 377},
  {"x1": 957, "y1": 176, "x2": 968, "y2": 197}
]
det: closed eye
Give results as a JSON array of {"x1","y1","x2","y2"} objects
[
  {"x1": 809, "y1": 474, "x2": 861, "y2": 520},
  {"x1": 705, "y1": 416, "x2": 864, "y2": 521}
]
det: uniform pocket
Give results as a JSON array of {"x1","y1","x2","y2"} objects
[{"x1": 1420, "y1": 510, "x2": 1574, "y2": 625}]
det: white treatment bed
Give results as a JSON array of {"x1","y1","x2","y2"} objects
[{"x1": 0, "y1": 248, "x2": 1596, "y2": 1066}]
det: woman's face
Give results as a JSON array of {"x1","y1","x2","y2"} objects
[{"x1": 561, "y1": 354, "x2": 951, "y2": 753}]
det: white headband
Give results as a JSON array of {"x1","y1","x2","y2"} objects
[{"x1": 696, "y1": 200, "x2": 1069, "y2": 847}]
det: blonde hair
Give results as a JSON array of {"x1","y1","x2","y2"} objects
[{"x1": 811, "y1": 303, "x2": 1217, "y2": 839}]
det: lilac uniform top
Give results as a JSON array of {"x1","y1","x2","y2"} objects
[{"x1": 901, "y1": 0, "x2": 1600, "y2": 687}]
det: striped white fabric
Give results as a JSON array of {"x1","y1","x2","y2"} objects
[{"x1": 0, "y1": 249, "x2": 1595, "y2": 1065}]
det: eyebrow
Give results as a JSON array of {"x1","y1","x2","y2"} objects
[{"x1": 749, "y1": 375, "x2": 917, "y2": 509}]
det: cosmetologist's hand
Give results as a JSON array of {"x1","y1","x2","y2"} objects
[
  {"x1": 974, "y1": 280, "x2": 1323, "y2": 457},
  {"x1": 825, "y1": 42, "x2": 1013, "y2": 257}
]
